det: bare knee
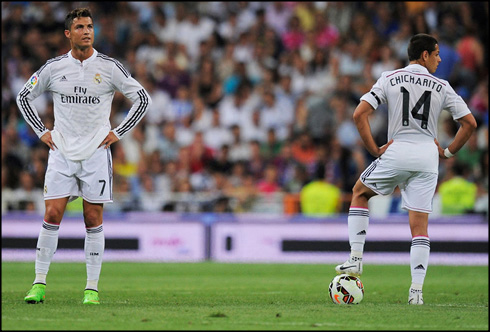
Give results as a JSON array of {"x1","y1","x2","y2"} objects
[
  {"x1": 83, "y1": 202, "x2": 103, "y2": 228},
  {"x1": 351, "y1": 180, "x2": 376, "y2": 207},
  {"x1": 44, "y1": 206, "x2": 64, "y2": 224},
  {"x1": 44, "y1": 198, "x2": 69, "y2": 224}
]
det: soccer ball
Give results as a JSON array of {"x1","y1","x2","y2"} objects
[{"x1": 329, "y1": 274, "x2": 364, "y2": 305}]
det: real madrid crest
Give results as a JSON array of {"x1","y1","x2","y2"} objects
[{"x1": 94, "y1": 73, "x2": 102, "y2": 84}]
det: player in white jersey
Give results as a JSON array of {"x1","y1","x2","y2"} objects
[
  {"x1": 17, "y1": 8, "x2": 152, "y2": 305},
  {"x1": 334, "y1": 34, "x2": 477, "y2": 304}
]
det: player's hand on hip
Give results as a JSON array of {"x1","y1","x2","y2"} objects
[
  {"x1": 434, "y1": 138, "x2": 446, "y2": 159},
  {"x1": 99, "y1": 131, "x2": 119, "y2": 149},
  {"x1": 40, "y1": 131, "x2": 57, "y2": 151},
  {"x1": 377, "y1": 139, "x2": 393, "y2": 156}
]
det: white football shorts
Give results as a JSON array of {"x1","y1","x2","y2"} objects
[
  {"x1": 44, "y1": 146, "x2": 113, "y2": 203},
  {"x1": 360, "y1": 158, "x2": 438, "y2": 213}
]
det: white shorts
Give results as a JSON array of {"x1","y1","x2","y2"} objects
[
  {"x1": 360, "y1": 159, "x2": 438, "y2": 213},
  {"x1": 44, "y1": 147, "x2": 113, "y2": 203}
]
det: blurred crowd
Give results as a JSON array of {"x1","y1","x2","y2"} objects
[{"x1": 1, "y1": 2, "x2": 488, "y2": 216}]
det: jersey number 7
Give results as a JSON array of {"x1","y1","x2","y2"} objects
[{"x1": 401, "y1": 87, "x2": 431, "y2": 129}]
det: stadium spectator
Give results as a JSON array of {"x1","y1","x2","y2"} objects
[
  {"x1": 218, "y1": 82, "x2": 255, "y2": 129},
  {"x1": 293, "y1": 2, "x2": 315, "y2": 32},
  {"x1": 457, "y1": 131, "x2": 483, "y2": 170},
  {"x1": 186, "y1": 131, "x2": 214, "y2": 174},
  {"x1": 191, "y1": 57, "x2": 217, "y2": 102},
  {"x1": 468, "y1": 80, "x2": 489, "y2": 123},
  {"x1": 175, "y1": 9, "x2": 215, "y2": 63},
  {"x1": 217, "y1": 11, "x2": 241, "y2": 43},
  {"x1": 7, "y1": 170, "x2": 44, "y2": 213},
  {"x1": 241, "y1": 108, "x2": 267, "y2": 143},
  {"x1": 2, "y1": 127, "x2": 28, "y2": 188},
  {"x1": 370, "y1": 44, "x2": 399, "y2": 81},
  {"x1": 135, "y1": 31, "x2": 166, "y2": 75},
  {"x1": 438, "y1": 162, "x2": 478, "y2": 215},
  {"x1": 455, "y1": 26, "x2": 485, "y2": 92},
  {"x1": 138, "y1": 173, "x2": 168, "y2": 212},
  {"x1": 167, "y1": 85, "x2": 193, "y2": 127},
  {"x1": 191, "y1": 96, "x2": 214, "y2": 133},
  {"x1": 290, "y1": 131, "x2": 316, "y2": 168},
  {"x1": 233, "y1": 31, "x2": 254, "y2": 64},
  {"x1": 224, "y1": 172, "x2": 258, "y2": 213},
  {"x1": 157, "y1": 52, "x2": 191, "y2": 98},
  {"x1": 259, "y1": 89, "x2": 294, "y2": 141},
  {"x1": 257, "y1": 163, "x2": 282, "y2": 194},
  {"x1": 371, "y1": 3, "x2": 399, "y2": 39},
  {"x1": 245, "y1": 140, "x2": 266, "y2": 179},
  {"x1": 312, "y1": 10, "x2": 340, "y2": 50},
  {"x1": 389, "y1": 18, "x2": 413, "y2": 62},
  {"x1": 228, "y1": 124, "x2": 253, "y2": 163},
  {"x1": 174, "y1": 112, "x2": 195, "y2": 148},
  {"x1": 156, "y1": 121, "x2": 181, "y2": 162},
  {"x1": 438, "y1": 11, "x2": 465, "y2": 46},
  {"x1": 202, "y1": 110, "x2": 233, "y2": 151},
  {"x1": 274, "y1": 74, "x2": 298, "y2": 106},
  {"x1": 300, "y1": 163, "x2": 341, "y2": 216},
  {"x1": 281, "y1": 15, "x2": 305, "y2": 52},
  {"x1": 209, "y1": 144, "x2": 234, "y2": 175},
  {"x1": 265, "y1": 2, "x2": 293, "y2": 36},
  {"x1": 260, "y1": 128, "x2": 283, "y2": 161},
  {"x1": 326, "y1": 2, "x2": 354, "y2": 36}
]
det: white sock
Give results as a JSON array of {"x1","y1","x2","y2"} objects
[
  {"x1": 85, "y1": 225, "x2": 104, "y2": 291},
  {"x1": 34, "y1": 220, "x2": 60, "y2": 284},
  {"x1": 34, "y1": 273, "x2": 47, "y2": 285},
  {"x1": 410, "y1": 236, "x2": 430, "y2": 289},
  {"x1": 348, "y1": 207, "x2": 369, "y2": 261},
  {"x1": 86, "y1": 280, "x2": 99, "y2": 292}
]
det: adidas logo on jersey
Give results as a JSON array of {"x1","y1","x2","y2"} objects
[{"x1": 60, "y1": 75, "x2": 67, "y2": 82}]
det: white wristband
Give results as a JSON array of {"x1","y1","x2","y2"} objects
[{"x1": 444, "y1": 148, "x2": 454, "y2": 158}]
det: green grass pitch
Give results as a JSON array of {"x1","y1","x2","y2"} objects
[{"x1": 1, "y1": 261, "x2": 488, "y2": 330}]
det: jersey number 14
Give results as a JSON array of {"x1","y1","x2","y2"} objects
[{"x1": 401, "y1": 87, "x2": 430, "y2": 129}]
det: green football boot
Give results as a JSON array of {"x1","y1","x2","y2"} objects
[
  {"x1": 24, "y1": 284, "x2": 46, "y2": 304},
  {"x1": 83, "y1": 289, "x2": 100, "y2": 305}
]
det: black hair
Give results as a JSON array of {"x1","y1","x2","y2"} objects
[
  {"x1": 407, "y1": 33, "x2": 438, "y2": 61},
  {"x1": 65, "y1": 8, "x2": 93, "y2": 31},
  {"x1": 313, "y1": 163, "x2": 326, "y2": 180}
]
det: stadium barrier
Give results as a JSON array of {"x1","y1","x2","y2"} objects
[{"x1": 1, "y1": 212, "x2": 487, "y2": 265}]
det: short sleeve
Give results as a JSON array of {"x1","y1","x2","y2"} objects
[
  {"x1": 360, "y1": 75, "x2": 387, "y2": 110},
  {"x1": 443, "y1": 84, "x2": 472, "y2": 120}
]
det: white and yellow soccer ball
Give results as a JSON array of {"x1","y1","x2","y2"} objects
[{"x1": 329, "y1": 274, "x2": 364, "y2": 305}]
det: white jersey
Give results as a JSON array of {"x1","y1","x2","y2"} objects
[
  {"x1": 360, "y1": 64, "x2": 471, "y2": 173},
  {"x1": 17, "y1": 49, "x2": 151, "y2": 161}
]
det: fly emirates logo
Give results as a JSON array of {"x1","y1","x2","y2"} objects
[{"x1": 60, "y1": 86, "x2": 100, "y2": 104}]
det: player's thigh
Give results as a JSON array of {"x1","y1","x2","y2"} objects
[
  {"x1": 400, "y1": 171, "x2": 438, "y2": 213},
  {"x1": 79, "y1": 147, "x2": 113, "y2": 203},
  {"x1": 359, "y1": 159, "x2": 410, "y2": 196},
  {"x1": 44, "y1": 148, "x2": 80, "y2": 200}
]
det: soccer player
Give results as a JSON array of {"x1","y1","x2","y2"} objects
[
  {"x1": 334, "y1": 34, "x2": 477, "y2": 305},
  {"x1": 16, "y1": 8, "x2": 151, "y2": 305}
]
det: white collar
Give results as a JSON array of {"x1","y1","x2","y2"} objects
[
  {"x1": 68, "y1": 48, "x2": 98, "y2": 65},
  {"x1": 405, "y1": 63, "x2": 430, "y2": 74}
]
